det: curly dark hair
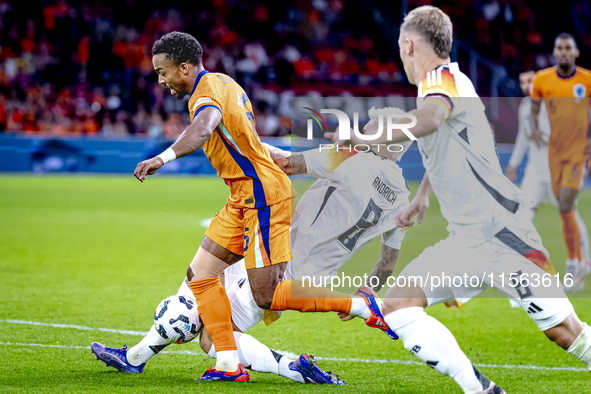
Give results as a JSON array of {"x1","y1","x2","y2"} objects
[{"x1": 152, "y1": 32, "x2": 203, "y2": 65}]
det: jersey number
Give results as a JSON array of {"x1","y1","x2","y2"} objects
[
  {"x1": 337, "y1": 199, "x2": 383, "y2": 252},
  {"x1": 510, "y1": 270, "x2": 533, "y2": 300},
  {"x1": 237, "y1": 92, "x2": 257, "y2": 138}
]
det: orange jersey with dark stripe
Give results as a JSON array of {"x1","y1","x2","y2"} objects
[
  {"x1": 188, "y1": 71, "x2": 292, "y2": 208},
  {"x1": 531, "y1": 66, "x2": 591, "y2": 160}
]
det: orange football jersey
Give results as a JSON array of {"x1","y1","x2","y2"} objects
[
  {"x1": 188, "y1": 70, "x2": 292, "y2": 208},
  {"x1": 531, "y1": 66, "x2": 591, "y2": 160}
]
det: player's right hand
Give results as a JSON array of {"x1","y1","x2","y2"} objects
[
  {"x1": 134, "y1": 157, "x2": 164, "y2": 182},
  {"x1": 395, "y1": 196, "x2": 429, "y2": 228},
  {"x1": 505, "y1": 166, "x2": 517, "y2": 181},
  {"x1": 528, "y1": 126, "x2": 547, "y2": 149},
  {"x1": 337, "y1": 312, "x2": 355, "y2": 322}
]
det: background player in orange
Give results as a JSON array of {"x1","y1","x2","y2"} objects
[
  {"x1": 531, "y1": 33, "x2": 591, "y2": 292},
  {"x1": 133, "y1": 32, "x2": 375, "y2": 382}
]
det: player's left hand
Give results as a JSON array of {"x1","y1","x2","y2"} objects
[
  {"x1": 337, "y1": 312, "x2": 355, "y2": 322},
  {"x1": 134, "y1": 157, "x2": 163, "y2": 182},
  {"x1": 324, "y1": 125, "x2": 351, "y2": 149},
  {"x1": 274, "y1": 157, "x2": 291, "y2": 175},
  {"x1": 395, "y1": 195, "x2": 430, "y2": 228},
  {"x1": 269, "y1": 148, "x2": 292, "y2": 174}
]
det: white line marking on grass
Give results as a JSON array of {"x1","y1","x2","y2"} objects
[
  {"x1": 0, "y1": 342, "x2": 90, "y2": 350},
  {"x1": 309, "y1": 355, "x2": 588, "y2": 372},
  {"x1": 1, "y1": 320, "x2": 588, "y2": 372},
  {"x1": 1, "y1": 319, "x2": 147, "y2": 336},
  {"x1": 0, "y1": 342, "x2": 205, "y2": 356}
]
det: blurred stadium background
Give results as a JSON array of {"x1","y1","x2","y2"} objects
[
  {"x1": 2, "y1": 3, "x2": 591, "y2": 392},
  {"x1": 0, "y1": 0, "x2": 589, "y2": 183}
]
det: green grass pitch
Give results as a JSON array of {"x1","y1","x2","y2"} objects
[{"x1": 1, "y1": 175, "x2": 590, "y2": 393}]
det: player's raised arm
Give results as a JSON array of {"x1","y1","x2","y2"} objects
[
  {"x1": 263, "y1": 142, "x2": 350, "y2": 178},
  {"x1": 133, "y1": 108, "x2": 221, "y2": 182},
  {"x1": 325, "y1": 103, "x2": 447, "y2": 146}
]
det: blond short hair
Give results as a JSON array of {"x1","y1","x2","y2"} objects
[{"x1": 401, "y1": 6, "x2": 453, "y2": 59}]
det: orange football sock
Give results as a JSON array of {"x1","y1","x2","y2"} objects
[
  {"x1": 561, "y1": 210, "x2": 582, "y2": 261},
  {"x1": 189, "y1": 277, "x2": 236, "y2": 352},
  {"x1": 270, "y1": 280, "x2": 352, "y2": 313}
]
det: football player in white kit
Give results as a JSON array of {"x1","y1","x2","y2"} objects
[
  {"x1": 505, "y1": 70, "x2": 556, "y2": 221},
  {"x1": 506, "y1": 70, "x2": 591, "y2": 292},
  {"x1": 277, "y1": 110, "x2": 411, "y2": 288},
  {"x1": 91, "y1": 120, "x2": 412, "y2": 380},
  {"x1": 330, "y1": 6, "x2": 591, "y2": 394}
]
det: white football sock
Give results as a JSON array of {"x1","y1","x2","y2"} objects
[
  {"x1": 384, "y1": 307, "x2": 483, "y2": 394},
  {"x1": 208, "y1": 332, "x2": 304, "y2": 382},
  {"x1": 215, "y1": 350, "x2": 240, "y2": 372},
  {"x1": 349, "y1": 297, "x2": 370, "y2": 319},
  {"x1": 575, "y1": 209, "x2": 591, "y2": 262},
  {"x1": 127, "y1": 325, "x2": 170, "y2": 366},
  {"x1": 567, "y1": 323, "x2": 591, "y2": 369}
]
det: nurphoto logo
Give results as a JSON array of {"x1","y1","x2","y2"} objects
[{"x1": 304, "y1": 107, "x2": 418, "y2": 141}]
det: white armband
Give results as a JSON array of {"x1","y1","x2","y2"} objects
[{"x1": 157, "y1": 148, "x2": 177, "y2": 164}]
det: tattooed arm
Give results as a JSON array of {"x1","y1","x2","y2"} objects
[
  {"x1": 262, "y1": 143, "x2": 308, "y2": 176},
  {"x1": 338, "y1": 243, "x2": 400, "y2": 322},
  {"x1": 366, "y1": 244, "x2": 400, "y2": 292}
]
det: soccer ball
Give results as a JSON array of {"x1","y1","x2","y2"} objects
[{"x1": 153, "y1": 295, "x2": 201, "y2": 344}]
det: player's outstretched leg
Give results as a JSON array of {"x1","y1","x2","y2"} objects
[
  {"x1": 250, "y1": 264, "x2": 372, "y2": 321},
  {"x1": 559, "y1": 188, "x2": 591, "y2": 292},
  {"x1": 381, "y1": 284, "x2": 506, "y2": 394},
  {"x1": 187, "y1": 242, "x2": 246, "y2": 379},
  {"x1": 91, "y1": 326, "x2": 169, "y2": 373},
  {"x1": 203, "y1": 330, "x2": 344, "y2": 384}
]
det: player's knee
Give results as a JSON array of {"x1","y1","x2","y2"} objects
[
  {"x1": 544, "y1": 313, "x2": 584, "y2": 349},
  {"x1": 544, "y1": 329, "x2": 573, "y2": 349},
  {"x1": 251, "y1": 288, "x2": 275, "y2": 310},
  {"x1": 247, "y1": 263, "x2": 286, "y2": 309},
  {"x1": 559, "y1": 202, "x2": 574, "y2": 214},
  {"x1": 382, "y1": 285, "x2": 428, "y2": 316},
  {"x1": 383, "y1": 297, "x2": 415, "y2": 315}
]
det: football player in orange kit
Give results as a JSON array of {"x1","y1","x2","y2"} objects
[
  {"x1": 530, "y1": 33, "x2": 591, "y2": 292},
  {"x1": 133, "y1": 32, "x2": 376, "y2": 381}
]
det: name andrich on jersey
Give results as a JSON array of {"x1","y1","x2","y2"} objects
[{"x1": 372, "y1": 176, "x2": 398, "y2": 205}]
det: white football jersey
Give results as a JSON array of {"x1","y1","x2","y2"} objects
[
  {"x1": 508, "y1": 96, "x2": 551, "y2": 182},
  {"x1": 416, "y1": 62, "x2": 535, "y2": 245},
  {"x1": 291, "y1": 149, "x2": 410, "y2": 279}
]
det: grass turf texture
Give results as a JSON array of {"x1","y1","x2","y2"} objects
[{"x1": 0, "y1": 174, "x2": 590, "y2": 393}]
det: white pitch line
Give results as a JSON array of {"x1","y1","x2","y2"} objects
[
  {"x1": 1, "y1": 319, "x2": 147, "y2": 336},
  {"x1": 0, "y1": 341, "x2": 204, "y2": 356},
  {"x1": 1, "y1": 319, "x2": 588, "y2": 372}
]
